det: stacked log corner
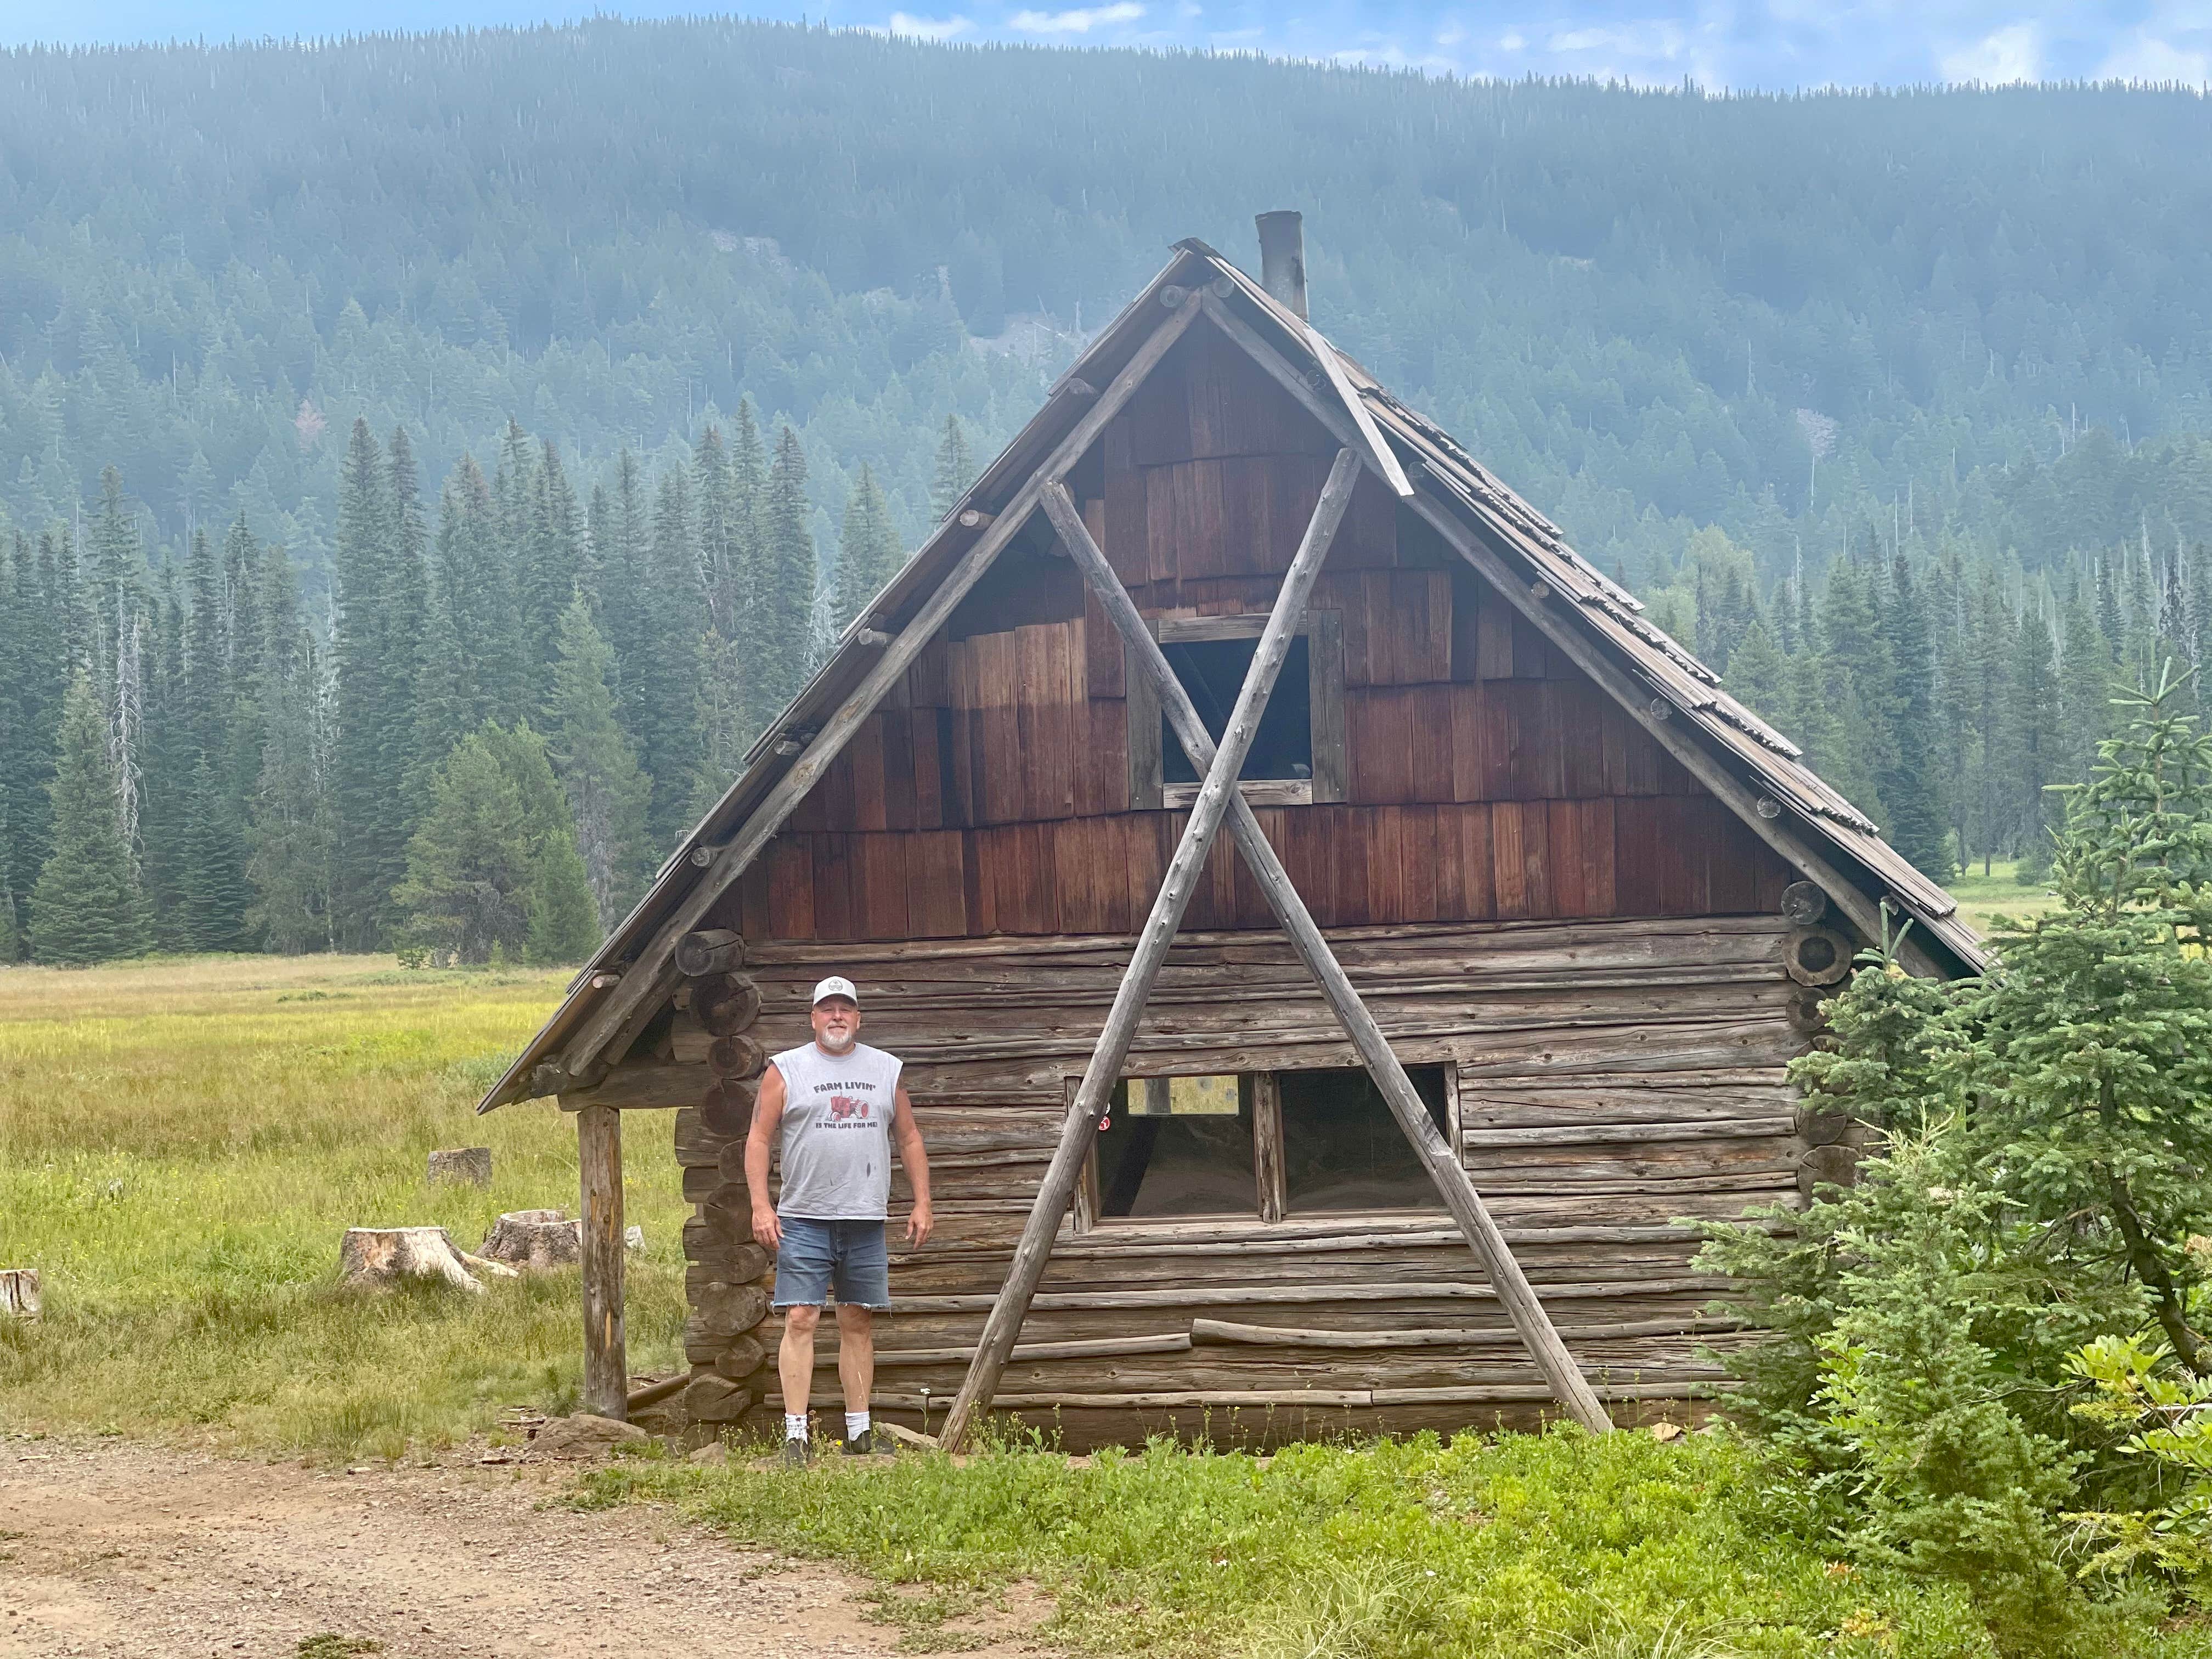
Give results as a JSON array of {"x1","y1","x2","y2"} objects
[{"x1": 669, "y1": 938, "x2": 778, "y2": 1440}]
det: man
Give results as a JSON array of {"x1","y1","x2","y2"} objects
[{"x1": 745, "y1": 975, "x2": 932, "y2": 1466}]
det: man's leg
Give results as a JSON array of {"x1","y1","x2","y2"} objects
[
  {"x1": 780, "y1": 1304, "x2": 821, "y2": 1421},
  {"x1": 772, "y1": 1217, "x2": 835, "y2": 1463},
  {"x1": 836, "y1": 1303, "x2": 874, "y2": 1423},
  {"x1": 832, "y1": 1221, "x2": 890, "y2": 1452}
]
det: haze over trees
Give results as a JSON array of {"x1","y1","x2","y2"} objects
[{"x1": 4, "y1": 19, "x2": 2212, "y2": 958}]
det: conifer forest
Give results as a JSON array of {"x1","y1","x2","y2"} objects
[{"x1": 5, "y1": 18, "x2": 2212, "y2": 962}]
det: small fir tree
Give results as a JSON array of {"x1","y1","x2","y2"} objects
[
  {"x1": 832, "y1": 464, "x2": 902, "y2": 633},
  {"x1": 29, "y1": 668, "x2": 150, "y2": 964},
  {"x1": 548, "y1": 593, "x2": 653, "y2": 930},
  {"x1": 396, "y1": 720, "x2": 600, "y2": 965},
  {"x1": 929, "y1": 413, "x2": 973, "y2": 521}
]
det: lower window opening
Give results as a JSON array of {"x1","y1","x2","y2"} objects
[
  {"x1": 1096, "y1": 1075, "x2": 1254, "y2": 1219},
  {"x1": 1279, "y1": 1064, "x2": 1451, "y2": 1213}
]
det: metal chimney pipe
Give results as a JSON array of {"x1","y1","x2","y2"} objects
[{"x1": 1255, "y1": 210, "x2": 1307, "y2": 320}]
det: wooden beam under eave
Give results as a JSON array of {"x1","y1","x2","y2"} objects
[
  {"x1": 1196, "y1": 291, "x2": 1959, "y2": 981},
  {"x1": 558, "y1": 1063, "x2": 709, "y2": 1112}
]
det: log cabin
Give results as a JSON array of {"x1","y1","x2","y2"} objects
[{"x1": 478, "y1": 215, "x2": 1984, "y2": 1451}]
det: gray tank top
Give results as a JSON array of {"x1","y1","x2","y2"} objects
[{"x1": 771, "y1": 1040, "x2": 902, "y2": 1220}]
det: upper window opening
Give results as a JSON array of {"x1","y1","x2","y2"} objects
[
  {"x1": 1278, "y1": 1065, "x2": 1451, "y2": 1214},
  {"x1": 1096, "y1": 1075, "x2": 1254, "y2": 1219},
  {"x1": 1161, "y1": 635, "x2": 1312, "y2": 786}
]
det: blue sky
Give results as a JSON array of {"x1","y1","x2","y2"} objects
[{"x1": 3, "y1": 1, "x2": 2208, "y2": 89}]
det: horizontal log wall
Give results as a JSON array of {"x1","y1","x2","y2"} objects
[{"x1": 667, "y1": 915, "x2": 1813, "y2": 1448}]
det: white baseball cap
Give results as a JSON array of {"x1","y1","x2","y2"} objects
[{"x1": 811, "y1": 975, "x2": 859, "y2": 1007}]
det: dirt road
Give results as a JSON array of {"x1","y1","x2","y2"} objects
[{"x1": 0, "y1": 1436, "x2": 1045, "y2": 1659}]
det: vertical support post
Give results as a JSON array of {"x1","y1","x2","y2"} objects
[
  {"x1": 1251, "y1": 1073, "x2": 1286, "y2": 1223},
  {"x1": 577, "y1": 1102, "x2": 628, "y2": 1419}
]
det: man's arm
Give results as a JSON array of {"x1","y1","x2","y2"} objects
[
  {"x1": 744, "y1": 1064, "x2": 786, "y2": 1252},
  {"x1": 891, "y1": 1082, "x2": 932, "y2": 1247}
]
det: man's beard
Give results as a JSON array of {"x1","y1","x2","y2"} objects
[{"x1": 816, "y1": 1028, "x2": 857, "y2": 1055}]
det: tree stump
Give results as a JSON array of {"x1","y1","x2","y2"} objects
[
  {"x1": 338, "y1": 1227, "x2": 517, "y2": 1293},
  {"x1": 427, "y1": 1147, "x2": 493, "y2": 1186},
  {"x1": 1, "y1": 1268, "x2": 40, "y2": 1320},
  {"x1": 625, "y1": 1224, "x2": 647, "y2": 1253},
  {"x1": 477, "y1": 1210, "x2": 583, "y2": 1271}
]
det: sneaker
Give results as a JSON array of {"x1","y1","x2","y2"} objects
[
  {"x1": 780, "y1": 1437, "x2": 810, "y2": 1469},
  {"x1": 843, "y1": 1428, "x2": 875, "y2": 1456}
]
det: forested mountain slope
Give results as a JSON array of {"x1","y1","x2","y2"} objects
[
  {"x1": 4, "y1": 19, "x2": 2211, "y2": 586},
  {"x1": 5, "y1": 19, "x2": 2212, "y2": 964}
]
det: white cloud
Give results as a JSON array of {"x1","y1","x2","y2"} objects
[
  {"x1": 1497, "y1": 30, "x2": 1526, "y2": 53},
  {"x1": 885, "y1": 12, "x2": 971, "y2": 40},
  {"x1": 1009, "y1": 3, "x2": 1144, "y2": 33},
  {"x1": 1547, "y1": 22, "x2": 1684, "y2": 60},
  {"x1": 2098, "y1": 31, "x2": 2210, "y2": 84},
  {"x1": 1939, "y1": 22, "x2": 2040, "y2": 84}
]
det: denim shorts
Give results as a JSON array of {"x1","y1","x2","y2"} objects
[{"x1": 771, "y1": 1216, "x2": 891, "y2": 1310}]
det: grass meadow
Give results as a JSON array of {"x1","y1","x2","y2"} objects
[
  {"x1": 7, "y1": 946, "x2": 2206, "y2": 1659},
  {"x1": 0, "y1": 952, "x2": 688, "y2": 1459},
  {"x1": 1945, "y1": 859, "x2": 2063, "y2": 936}
]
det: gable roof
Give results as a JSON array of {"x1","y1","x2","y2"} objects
[{"x1": 478, "y1": 239, "x2": 1982, "y2": 1113}]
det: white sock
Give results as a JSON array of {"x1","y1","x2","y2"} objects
[
  {"x1": 785, "y1": 1413, "x2": 809, "y2": 1443},
  {"x1": 845, "y1": 1410, "x2": 871, "y2": 1439}
]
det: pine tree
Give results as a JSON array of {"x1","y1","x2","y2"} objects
[
  {"x1": 522, "y1": 433, "x2": 582, "y2": 681},
  {"x1": 637, "y1": 464, "x2": 707, "y2": 847},
  {"x1": 833, "y1": 464, "x2": 902, "y2": 633},
  {"x1": 0, "y1": 531, "x2": 74, "y2": 947},
  {"x1": 331, "y1": 419, "x2": 397, "y2": 948},
  {"x1": 548, "y1": 592, "x2": 652, "y2": 930},
  {"x1": 393, "y1": 727, "x2": 537, "y2": 965},
  {"x1": 1724, "y1": 616, "x2": 1793, "y2": 733},
  {"x1": 930, "y1": 414, "x2": 973, "y2": 521},
  {"x1": 693, "y1": 424, "x2": 738, "y2": 636},
  {"x1": 246, "y1": 546, "x2": 335, "y2": 956},
  {"x1": 596, "y1": 450, "x2": 652, "y2": 762},
  {"x1": 2060, "y1": 583, "x2": 2114, "y2": 787},
  {"x1": 2010, "y1": 601, "x2": 2063, "y2": 880},
  {"x1": 419, "y1": 454, "x2": 524, "y2": 763},
  {"x1": 480, "y1": 721, "x2": 602, "y2": 965},
  {"x1": 751, "y1": 423, "x2": 817, "y2": 731},
  {"x1": 1879, "y1": 553, "x2": 1951, "y2": 879},
  {"x1": 139, "y1": 568, "x2": 194, "y2": 951},
  {"x1": 395, "y1": 720, "x2": 599, "y2": 964},
  {"x1": 686, "y1": 626, "x2": 751, "y2": 822},
  {"x1": 0, "y1": 535, "x2": 27, "y2": 958},
  {"x1": 29, "y1": 668, "x2": 149, "y2": 964},
  {"x1": 178, "y1": 752, "x2": 253, "y2": 950}
]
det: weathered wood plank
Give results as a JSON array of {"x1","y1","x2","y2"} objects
[
  {"x1": 577, "y1": 1104, "x2": 627, "y2": 1419},
  {"x1": 939, "y1": 451, "x2": 1364, "y2": 1452}
]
